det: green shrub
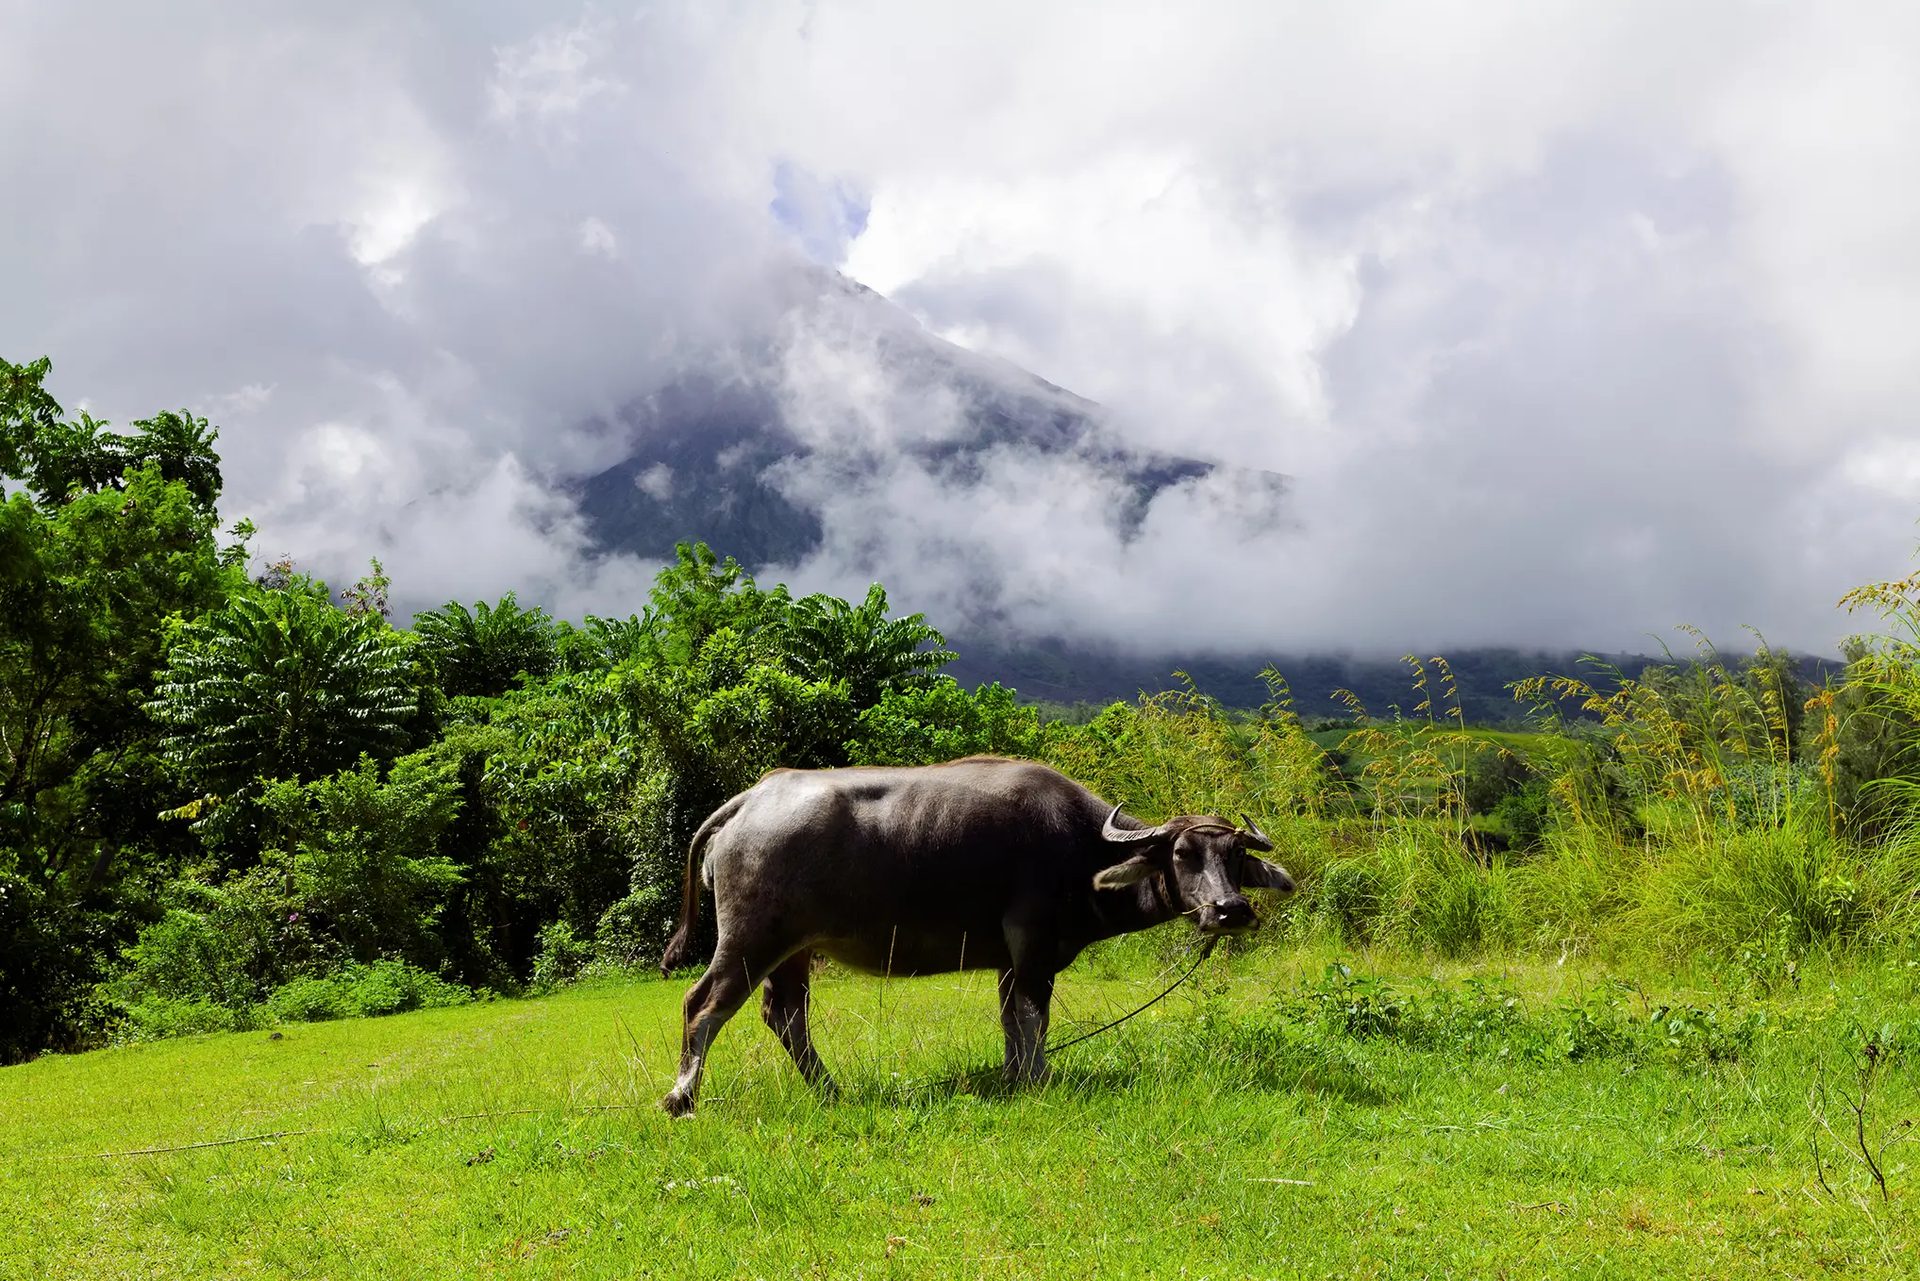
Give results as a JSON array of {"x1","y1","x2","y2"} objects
[
  {"x1": 1311, "y1": 860, "x2": 1387, "y2": 942},
  {"x1": 113, "y1": 996, "x2": 259, "y2": 1041},
  {"x1": 594, "y1": 887, "x2": 672, "y2": 970},
  {"x1": 1271, "y1": 964, "x2": 1768, "y2": 1068},
  {"x1": 849, "y1": 677, "x2": 1047, "y2": 765},
  {"x1": 529, "y1": 922, "x2": 595, "y2": 992},
  {"x1": 1489, "y1": 780, "x2": 1551, "y2": 850},
  {"x1": 260, "y1": 961, "x2": 471, "y2": 1025},
  {"x1": 256, "y1": 755, "x2": 465, "y2": 968},
  {"x1": 264, "y1": 976, "x2": 354, "y2": 1023},
  {"x1": 97, "y1": 887, "x2": 281, "y2": 1022}
]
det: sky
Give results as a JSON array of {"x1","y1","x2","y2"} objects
[{"x1": 3, "y1": 1, "x2": 1918, "y2": 657}]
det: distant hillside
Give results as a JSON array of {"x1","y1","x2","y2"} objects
[
  {"x1": 945, "y1": 639, "x2": 1842, "y2": 724},
  {"x1": 574, "y1": 271, "x2": 1278, "y2": 569}
]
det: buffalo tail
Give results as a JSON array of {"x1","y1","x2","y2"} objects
[{"x1": 659, "y1": 792, "x2": 745, "y2": 976}]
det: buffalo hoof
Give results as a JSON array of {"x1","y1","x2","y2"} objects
[{"x1": 660, "y1": 1090, "x2": 697, "y2": 1118}]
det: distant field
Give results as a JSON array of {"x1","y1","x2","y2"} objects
[{"x1": 5, "y1": 942, "x2": 1914, "y2": 1278}]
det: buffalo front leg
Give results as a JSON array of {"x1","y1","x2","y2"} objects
[
  {"x1": 996, "y1": 967, "x2": 1055, "y2": 1085},
  {"x1": 661, "y1": 947, "x2": 758, "y2": 1117},
  {"x1": 761, "y1": 950, "x2": 835, "y2": 1095}
]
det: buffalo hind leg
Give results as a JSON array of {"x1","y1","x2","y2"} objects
[
  {"x1": 761, "y1": 950, "x2": 835, "y2": 1095},
  {"x1": 997, "y1": 967, "x2": 1055, "y2": 1085},
  {"x1": 661, "y1": 946, "x2": 763, "y2": 1117}
]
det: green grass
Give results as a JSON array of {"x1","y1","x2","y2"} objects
[{"x1": 4, "y1": 944, "x2": 1916, "y2": 1278}]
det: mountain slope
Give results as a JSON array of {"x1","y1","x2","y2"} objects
[{"x1": 575, "y1": 273, "x2": 1255, "y2": 568}]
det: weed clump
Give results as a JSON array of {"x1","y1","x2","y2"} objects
[{"x1": 1269, "y1": 962, "x2": 1770, "y2": 1069}]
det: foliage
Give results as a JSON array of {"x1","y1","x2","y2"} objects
[
  {"x1": 1275, "y1": 961, "x2": 1769, "y2": 1068},
  {"x1": 1512, "y1": 630, "x2": 1804, "y2": 839},
  {"x1": 783, "y1": 582, "x2": 956, "y2": 709},
  {"x1": 412, "y1": 593, "x2": 558, "y2": 697},
  {"x1": 255, "y1": 756, "x2": 465, "y2": 967},
  {"x1": 847, "y1": 677, "x2": 1047, "y2": 765},
  {"x1": 0, "y1": 356, "x2": 234, "y2": 1062},
  {"x1": 529, "y1": 921, "x2": 596, "y2": 993},
  {"x1": 147, "y1": 577, "x2": 420, "y2": 799},
  {"x1": 13, "y1": 337, "x2": 1920, "y2": 1074},
  {"x1": 261, "y1": 961, "x2": 471, "y2": 1025},
  {"x1": 2, "y1": 356, "x2": 222, "y2": 509},
  {"x1": 1046, "y1": 669, "x2": 1330, "y2": 826}
]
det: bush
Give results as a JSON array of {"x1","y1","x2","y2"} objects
[
  {"x1": 594, "y1": 887, "x2": 673, "y2": 970},
  {"x1": 1273, "y1": 963, "x2": 1767, "y2": 1068},
  {"x1": 848, "y1": 678, "x2": 1047, "y2": 765},
  {"x1": 263, "y1": 976, "x2": 355, "y2": 1023},
  {"x1": 256, "y1": 755, "x2": 465, "y2": 969},
  {"x1": 1311, "y1": 860, "x2": 1387, "y2": 942},
  {"x1": 0, "y1": 873, "x2": 108, "y2": 1061},
  {"x1": 529, "y1": 922, "x2": 595, "y2": 992},
  {"x1": 262, "y1": 961, "x2": 471, "y2": 1025},
  {"x1": 97, "y1": 886, "x2": 282, "y2": 1022},
  {"x1": 1489, "y1": 780, "x2": 1552, "y2": 850},
  {"x1": 112, "y1": 996, "x2": 258, "y2": 1041}
]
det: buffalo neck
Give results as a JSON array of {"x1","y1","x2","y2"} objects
[{"x1": 1085, "y1": 874, "x2": 1185, "y2": 944}]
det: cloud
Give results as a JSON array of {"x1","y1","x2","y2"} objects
[{"x1": 2, "y1": 2, "x2": 1917, "y2": 657}]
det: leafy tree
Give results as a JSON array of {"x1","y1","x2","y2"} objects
[
  {"x1": 848, "y1": 678, "x2": 1046, "y2": 765},
  {"x1": 127, "y1": 409, "x2": 221, "y2": 509},
  {"x1": 255, "y1": 755, "x2": 465, "y2": 967},
  {"x1": 0, "y1": 356, "x2": 64, "y2": 486},
  {"x1": 1, "y1": 357, "x2": 221, "y2": 508},
  {"x1": 20, "y1": 411, "x2": 128, "y2": 502},
  {"x1": 148, "y1": 577, "x2": 420, "y2": 799},
  {"x1": 412, "y1": 592, "x2": 558, "y2": 697},
  {"x1": 0, "y1": 356, "x2": 233, "y2": 1060},
  {"x1": 555, "y1": 613, "x2": 652, "y2": 672},
  {"x1": 637, "y1": 542, "x2": 791, "y2": 667},
  {"x1": 1, "y1": 463, "x2": 229, "y2": 872},
  {"x1": 785, "y1": 582, "x2": 956, "y2": 711}
]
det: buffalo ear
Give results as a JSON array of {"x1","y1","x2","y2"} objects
[
  {"x1": 1092, "y1": 853, "x2": 1158, "y2": 890},
  {"x1": 1239, "y1": 856, "x2": 1296, "y2": 893}
]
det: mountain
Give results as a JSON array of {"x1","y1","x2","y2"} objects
[
  {"x1": 946, "y1": 641, "x2": 1841, "y2": 722},
  {"x1": 574, "y1": 272, "x2": 1254, "y2": 568},
  {"x1": 567, "y1": 274, "x2": 1836, "y2": 718}
]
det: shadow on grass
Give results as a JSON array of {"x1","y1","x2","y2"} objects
[{"x1": 834, "y1": 1027, "x2": 1396, "y2": 1110}]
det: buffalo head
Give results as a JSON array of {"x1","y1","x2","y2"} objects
[{"x1": 1093, "y1": 809, "x2": 1296, "y2": 934}]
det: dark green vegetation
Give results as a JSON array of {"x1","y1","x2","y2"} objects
[{"x1": 5, "y1": 353, "x2": 1920, "y2": 1273}]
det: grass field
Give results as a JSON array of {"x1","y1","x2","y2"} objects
[{"x1": 4, "y1": 941, "x2": 1916, "y2": 1279}]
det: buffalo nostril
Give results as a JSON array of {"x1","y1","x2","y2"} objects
[{"x1": 1204, "y1": 898, "x2": 1256, "y2": 932}]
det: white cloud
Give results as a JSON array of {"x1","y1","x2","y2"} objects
[{"x1": 3, "y1": 2, "x2": 1918, "y2": 656}]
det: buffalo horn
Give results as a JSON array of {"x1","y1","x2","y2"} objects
[
  {"x1": 1101, "y1": 806, "x2": 1172, "y2": 845},
  {"x1": 1239, "y1": 814, "x2": 1276, "y2": 852}
]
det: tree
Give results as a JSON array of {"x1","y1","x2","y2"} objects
[
  {"x1": 0, "y1": 355, "x2": 233, "y2": 1060},
  {"x1": 0, "y1": 463, "x2": 228, "y2": 868},
  {"x1": 1, "y1": 356, "x2": 221, "y2": 508},
  {"x1": 638, "y1": 542, "x2": 790, "y2": 668},
  {"x1": 412, "y1": 593, "x2": 558, "y2": 698},
  {"x1": 127, "y1": 409, "x2": 222, "y2": 510},
  {"x1": 148, "y1": 577, "x2": 420, "y2": 799},
  {"x1": 848, "y1": 677, "x2": 1046, "y2": 766},
  {"x1": 784, "y1": 583, "x2": 956, "y2": 712},
  {"x1": 0, "y1": 356, "x2": 63, "y2": 486}
]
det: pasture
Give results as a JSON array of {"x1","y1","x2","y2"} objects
[{"x1": 5, "y1": 942, "x2": 1914, "y2": 1278}]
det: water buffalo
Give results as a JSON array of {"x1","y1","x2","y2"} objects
[{"x1": 656, "y1": 755, "x2": 1295, "y2": 1116}]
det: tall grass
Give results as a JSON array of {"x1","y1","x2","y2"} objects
[{"x1": 1045, "y1": 596, "x2": 1920, "y2": 967}]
